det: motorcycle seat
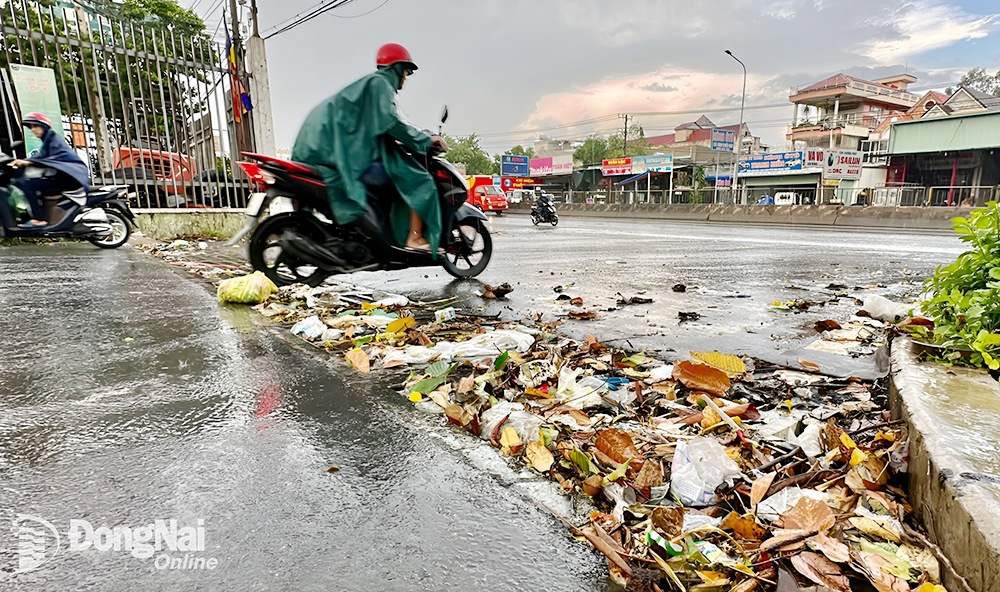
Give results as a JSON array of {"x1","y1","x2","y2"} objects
[{"x1": 290, "y1": 161, "x2": 322, "y2": 179}]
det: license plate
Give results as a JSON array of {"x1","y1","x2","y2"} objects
[{"x1": 246, "y1": 192, "x2": 267, "y2": 216}]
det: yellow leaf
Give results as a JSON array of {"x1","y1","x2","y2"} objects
[
  {"x1": 773, "y1": 300, "x2": 784, "y2": 306},
  {"x1": 840, "y1": 433, "x2": 857, "y2": 449},
  {"x1": 691, "y1": 351, "x2": 747, "y2": 376},
  {"x1": 409, "y1": 392, "x2": 422, "y2": 403},
  {"x1": 500, "y1": 427, "x2": 521, "y2": 450},
  {"x1": 524, "y1": 388, "x2": 554, "y2": 399},
  {"x1": 387, "y1": 316, "x2": 417, "y2": 334},
  {"x1": 345, "y1": 349, "x2": 370, "y2": 373},
  {"x1": 525, "y1": 441, "x2": 554, "y2": 472},
  {"x1": 850, "y1": 448, "x2": 868, "y2": 466},
  {"x1": 917, "y1": 583, "x2": 946, "y2": 592},
  {"x1": 361, "y1": 302, "x2": 380, "y2": 310},
  {"x1": 875, "y1": 431, "x2": 896, "y2": 443},
  {"x1": 785, "y1": 400, "x2": 793, "y2": 411}
]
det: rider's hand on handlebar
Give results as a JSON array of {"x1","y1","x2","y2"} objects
[
  {"x1": 430, "y1": 136, "x2": 448, "y2": 154},
  {"x1": 8, "y1": 159, "x2": 31, "y2": 168}
]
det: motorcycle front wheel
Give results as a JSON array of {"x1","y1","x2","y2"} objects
[
  {"x1": 248, "y1": 213, "x2": 330, "y2": 287},
  {"x1": 531, "y1": 213, "x2": 540, "y2": 225},
  {"x1": 441, "y1": 218, "x2": 492, "y2": 278}
]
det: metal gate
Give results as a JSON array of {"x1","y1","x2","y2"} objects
[{"x1": 0, "y1": 1, "x2": 253, "y2": 209}]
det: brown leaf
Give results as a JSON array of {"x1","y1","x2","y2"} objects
[
  {"x1": 797, "y1": 358, "x2": 822, "y2": 373},
  {"x1": 525, "y1": 441, "x2": 555, "y2": 472},
  {"x1": 782, "y1": 496, "x2": 836, "y2": 534},
  {"x1": 822, "y1": 419, "x2": 844, "y2": 453},
  {"x1": 345, "y1": 349, "x2": 370, "y2": 373},
  {"x1": 651, "y1": 506, "x2": 685, "y2": 539},
  {"x1": 790, "y1": 552, "x2": 851, "y2": 592},
  {"x1": 582, "y1": 474, "x2": 603, "y2": 496},
  {"x1": 570, "y1": 297, "x2": 584, "y2": 305},
  {"x1": 815, "y1": 319, "x2": 843, "y2": 332},
  {"x1": 578, "y1": 525, "x2": 632, "y2": 576},
  {"x1": 671, "y1": 360, "x2": 730, "y2": 397},
  {"x1": 837, "y1": 381, "x2": 872, "y2": 401},
  {"x1": 857, "y1": 551, "x2": 910, "y2": 592},
  {"x1": 750, "y1": 472, "x2": 778, "y2": 506},
  {"x1": 568, "y1": 311, "x2": 598, "y2": 320},
  {"x1": 807, "y1": 533, "x2": 850, "y2": 563},
  {"x1": 458, "y1": 376, "x2": 475, "y2": 394},
  {"x1": 566, "y1": 408, "x2": 593, "y2": 427},
  {"x1": 720, "y1": 511, "x2": 768, "y2": 541},
  {"x1": 632, "y1": 460, "x2": 663, "y2": 490},
  {"x1": 650, "y1": 381, "x2": 678, "y2": 400},
  {"x1": 594, "y1": 429, "x2": 643, "y2": 467},
  {"x1": 444, "y1": 402, "x2": 472, "y2": 427}
]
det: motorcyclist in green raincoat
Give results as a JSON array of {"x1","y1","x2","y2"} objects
[{"x1": 291, "y1": 43, "x2": 448, "y2": 253}]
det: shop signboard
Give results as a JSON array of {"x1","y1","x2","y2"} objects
[
  {"x1": 500, "y1": 155, "x2": 529, "y2": 177},
  {"x1": 713, "y1": 176, "x2": 731, "y2": 187},
  {"x1": 630, "y1": 154, "x2": 673, "y2": 174},
  {"x1": 602, "y1": 157, "x2": 631, "y2": 176},
  {"x1": 529, "y1": 157, "x2": 552, "y2": 176},
  {"x1": 804, "y1": 148, "x2": 825, "y2": 168},
  {"x1": 10, "y1": 64, "x2": 65, "y2": 156},
  {"x1": 738, "y1": 151, "x2": 805, "y2": 176},
  {"x1": 824, "y1": 149, "x2": 862, "y2": 180},
  {"x1": 501, "y1": 176, "x2": 541, "y2": 192},
  {"x1": 551, "y1": 154, "x2": 574, "y2": 175},
  {"x1": 711, "y1": 129, "x2": 735, "y2": 152}
]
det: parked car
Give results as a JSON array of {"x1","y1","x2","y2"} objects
[{"x1": 506, "y1": 189, "x2": 529, "y2": 204}]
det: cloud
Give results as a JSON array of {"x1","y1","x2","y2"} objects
[
  {"x1": 640, "y1": 83, "x2": 679, "y2": 92},
  {"x1": 863, "y1": 2, "x2": 997, "y2": 63}
]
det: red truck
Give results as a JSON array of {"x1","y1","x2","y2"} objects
[{"x1": 465, "y1": 176, "x2": 508, "y2": 214}]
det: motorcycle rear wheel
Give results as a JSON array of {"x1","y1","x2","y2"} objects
[
  {"x1": 87, "y1": 209, "x2": 131, "y2": 249},
  {"x1": 441, "y1": 219, "x2": 492, "y2": 278},
  {"x1": 248, "y1": 213, "x2": 330, "y2": 287},
  {"x1": 550, "y1": 215, "x2": 559, "y2": 226}
]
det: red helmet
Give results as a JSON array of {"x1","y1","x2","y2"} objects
[
  {"x1": 22, "y1": 111, "x2": 52, "y2": 128},
  {"x1": 376, "y1": 43, "x2": 417, "y2": 72}
]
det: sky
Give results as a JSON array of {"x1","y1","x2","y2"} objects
[{"x1": 190, "y1": 0, "x2": 1000, "y2": 154}]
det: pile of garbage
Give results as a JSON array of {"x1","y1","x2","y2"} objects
[
  {"x1": 134, "y1": 239, "x2": 250, "y2": 280},
  {"x1": 217, "y1": 278, "x2": 957, "y2": 592}
]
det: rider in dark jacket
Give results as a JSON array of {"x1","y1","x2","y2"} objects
[{"x1": 9, "y1": 112, "x2": 89, "y2": 227}]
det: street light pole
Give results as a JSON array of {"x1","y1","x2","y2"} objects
[{"x1": 725, "y1": 50, "x2": 746, "y2": 204}]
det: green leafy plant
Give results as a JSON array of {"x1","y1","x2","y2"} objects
[{"x1": 920, "y1": 201, "x2": 1000, "y2": 370}]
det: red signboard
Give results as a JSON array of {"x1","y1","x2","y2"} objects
[
  {"x1": 500, "y1": 176, "x2": 542, "y2": 191},
  {"x1": 602, "y1": 157, "x2": 632, "y2": 176}
]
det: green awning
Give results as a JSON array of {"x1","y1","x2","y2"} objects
[{"x1": 889, "y1": 110, "x2": 1000, "y2": 155}]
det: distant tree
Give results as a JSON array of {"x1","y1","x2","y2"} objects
[
  {"x1": 574, "y1": 135, "x2": 610, "y2": 166},
  {"x1": 509, "y1": 145, "x2": 536, "y2": 159},
  {"x1": 691, "y1": 165, "x2": 708, "y2": 203},
  {"x1": 443, "y1": 133, "x2": 498, "y2": 175},
  {"x1": 609, "y1": 124, "x2": 651, "y2": 158},
  {"x1": 959, "y1": 67, "x2": 1000, "y2": 95}
]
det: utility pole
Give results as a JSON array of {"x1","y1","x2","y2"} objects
[
  {"x1": 620, "y1": 113, "x2": 631, "y2": 157},
  {"x1": 246, "y1": 0, "x2": 276, "y2": 154}
]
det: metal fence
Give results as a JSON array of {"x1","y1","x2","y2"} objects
[{"x1": 0, "y1": 1, "x2": 254, "y2": 209}]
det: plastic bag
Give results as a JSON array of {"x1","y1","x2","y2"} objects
[
  {"x1": 8, "y1": 186, "x2": 29, "y2": 217},
  {"x1": 291, "y1": 315, "x2": 326, "y2": 339},
  {"x1": 670, "y1": 437, "x2": 743, "y2": 506},
  {"x1": 217, "y1": 271, "x2": 278, "y2": 304},
  {"x1": 862, "y1": 295, "x2": 913, "y2": 323},
  {"x1": 479, "y1": 401, "x2": 542, "y2": 444}
]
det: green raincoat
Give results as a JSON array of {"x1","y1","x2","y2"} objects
[{"x1": 291, "y1": 67, "x2": 442, "y2": 254}]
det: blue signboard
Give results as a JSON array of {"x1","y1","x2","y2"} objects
[
  {"x1": 738, "y1": 151, "x2": 805, "y2": 176},
  {"x1": 630, "y1": 154, "x2": 673, "y2": 174},
  {"x1": 711, "y1": 129, "x2": 735, "y2": 152},
  {"x1": 501, "y1": 155, "x2": 529, "y2": 177}
]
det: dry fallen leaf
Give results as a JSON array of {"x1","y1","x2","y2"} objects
[
  {"x1": 632, "y1": 460, "x2": 664, "y2": 490},
  {"x1": 345, "y1": 349, "x2": 370, "y2": 373},
  {"x1": 782, "y1": 496, "x2": 836, "y2": 534},
  {"x1": 751, "y1": 472, "x2": 777, "y2": 506},
  {"x1": 567, "y1": 311, "x2": 599, "y2": 320},
  {"x1": 808, "y1": 532, "x2": 851, "y2": 563},
  {"x1": 594, "y1": 429, "x2": 643, "y2": 467},
  {"x1": 797, "y1": 357, "x2": 822, "y2": 373},
  {"x1": 671, "y1": 360, "x2": 730, "y2": 397},
  {"x1": 458, "y1": 376, "x2": 475, "y2": 394},
  {"x1": 525, "y1": 441, "x2": 554, "y2": 472},
  {"x1": 720, "y1": 511, "x2": 768, "y2": 541},
  {"x1": 690, "y1": 351, "x2": 747, "y2": 376},
  {"x1": 651, "y1": 506, "x2": 685, "y2": 539},
  {"x1": 790, "y1": 551, "x2": 851, "y2": 592},
  {"x1": 856, "y1": 551, "x2": 911, "y2": 592}
]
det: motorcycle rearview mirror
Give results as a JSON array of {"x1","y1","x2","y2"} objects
[{"x1": 440, "y1": 105, "x2": 448, "y2": 124}]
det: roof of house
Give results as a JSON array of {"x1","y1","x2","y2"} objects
[
  {"x1": 796, "y1": 73, "x2": 904, "y2": 95},
  {"x1": 675, "y1": 115, "x2": 716, "y2": 130},
  {"x1": 942, "y1": 86, "x2": 1000, "y2": 112},
  {"x1": 646, "y1": 123, "x2": 741, "y2": 146}
]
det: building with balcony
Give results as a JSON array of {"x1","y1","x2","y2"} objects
[{"x1": 787, "y1": 73, "x2": 920, "y2": 150}]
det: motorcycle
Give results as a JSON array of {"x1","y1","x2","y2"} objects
[
  {"x1": 530, "y1": 197, "x2": 558, "y2": 226},
  {"x1": 227, "y1": 107, "x2": 492, "y2": 287},
  {"x1": 0, "y1": 148, "x2": 135, "y2": 248}
]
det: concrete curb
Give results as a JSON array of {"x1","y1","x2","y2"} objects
[
  {"x1": 509, "y1": 203, "x2": 964, "y2": 230},
  {"x1": 890, "y1": 338, "x2": 1000, "y2": 592}
]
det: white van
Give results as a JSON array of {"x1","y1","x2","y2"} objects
[{"x1": 774, "y1": 191, "x2": 812, "y2": 205}]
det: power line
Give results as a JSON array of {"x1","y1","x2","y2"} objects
[
  {"x1": 330, "y1": 0, "x2": 390, "y2": 18},
  {"x1": 264, "y1": 0, "x2": 358, "y2": 39}
]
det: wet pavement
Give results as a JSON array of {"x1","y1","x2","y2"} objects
[
  {"x1": 0, "y1": 243, "x2": 607, "y2": 591},
  {"x1": 346, "y1": 215, "x2": 965, "y2": 361}
]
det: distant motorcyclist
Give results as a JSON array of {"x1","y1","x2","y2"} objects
[
  {"x1": 9, "y1": 112, "x2": 89, "y2": 228},
  {"x1": 292, "y1": 43, "x2": 448, "y2": 253}
]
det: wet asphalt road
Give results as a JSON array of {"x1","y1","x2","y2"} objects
[
  {"x1": 0, "y1": 244, "x2": 606, "y2": 591},
  {"x1": 0, "y1": 217, "x2": 966, "y2": 590},
  {"x1": 347, "y1": 214, "x2": 965, "y2": 361}
]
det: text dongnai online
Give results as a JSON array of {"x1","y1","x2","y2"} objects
[{"x1": 70, "y1": 519, "x2": 218, "y2": 570}]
